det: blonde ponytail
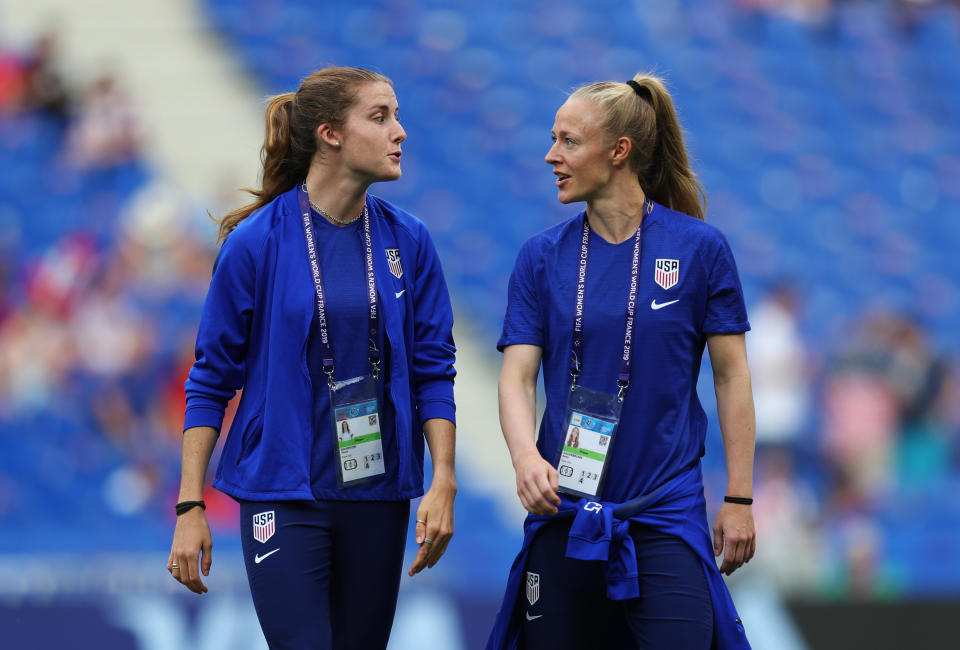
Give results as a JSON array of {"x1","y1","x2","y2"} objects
[{"x1": 571, "y1": 73, "x2": 706, "y2": 220}]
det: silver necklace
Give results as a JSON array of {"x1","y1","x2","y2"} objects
[{"x1": 308, "y1": 198, "x2": 362, "y2": 225}]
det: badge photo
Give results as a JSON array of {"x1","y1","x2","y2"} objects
[{"x1": 331, "y1": 388, "x2": 386, "y2": 486}]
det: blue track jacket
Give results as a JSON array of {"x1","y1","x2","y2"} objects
[
  {"x1": 486, "y1": 464, "x2": 751, "y2": 650},
  {"x1": 183, "y1": 186, "x2": 456, "y2": 501}
]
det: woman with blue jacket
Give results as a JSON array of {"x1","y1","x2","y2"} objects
[
  {"x1": 167, "y1": 67, "x2": 457, "y2": 650},
  {"x1": 489, "y1": 74, "x2": 756, "y2": 649}
]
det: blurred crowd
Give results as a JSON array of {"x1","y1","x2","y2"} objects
[
  {"x1": 0, "y1": 30, "x2": 139, "y2": 168},
  {"x1": 743, "y1": 284, "x2": 960, "y2": 597},
  {"x1": 741, "y1": 0, "x2": 960, "y2": 23},
  {"x1": 0, "y1": 30, "x2": 239, "y2": 541}
]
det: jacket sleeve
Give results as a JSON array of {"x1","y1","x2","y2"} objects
[
  {"x1": 182, "y1": 230, "x2": 257, "y2": 432},
  {"x1": 410, "y1": 223, "x2": 457, "y2": 427}
]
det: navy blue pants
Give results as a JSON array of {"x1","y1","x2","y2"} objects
[
  {"x1": 239, "y1": 499, "x2": 410, "y2": 650},
  {"x1": 518, "y1": 519, "x2": 713, "y2": 649}
]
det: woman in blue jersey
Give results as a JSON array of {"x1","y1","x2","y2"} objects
[
  {"x1": 166, "y1": 67, "x2": 458, "y2": 649},
  {"x1": 488, "y1": 74, "x2": 756, "y2": 649}
]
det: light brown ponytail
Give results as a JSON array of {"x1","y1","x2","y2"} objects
[
  {"x1": 571, "y1": 73, "x2": 706, "y2": 220},
  {"x1": 217, "y1": 67, "x2": 392, "y2": 243}
]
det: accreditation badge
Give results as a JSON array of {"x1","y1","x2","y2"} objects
[
  {"x1": 556, "y1": 384, "x2": 622, "y2": 498},
  {"x1": 330, "y1": 374, "x2": 385, "y2": 486}
]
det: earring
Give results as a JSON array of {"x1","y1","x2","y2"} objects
[{"x1": 334, "y1": 141, "x2": 340, "y2": 146}]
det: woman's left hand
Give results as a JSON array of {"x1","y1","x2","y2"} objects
[
  {"x1": 408, "y1": 475, "x2": 457, "y2": 576},
  {"x1": 712, "y1": 502, "x2": 756, "y2": 576}
]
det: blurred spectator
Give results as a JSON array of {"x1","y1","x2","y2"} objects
[
  {"x1": 20, "y1": 30, "x2": 71, "y2": 121},
  {"x1": 885, "y1": 318, "x2": 949, "y2": 428},
  {"x1": 821, "y1": 313, "x2": 905, "y2": 500},
  {"x1": 118, "y1": 180, "x2": 216, "y2": 296},
  {"x1": 65, "y1": 72, "x2": 139, "y2": 169},
  {"x1": 70, "y1": 264, "x2": 152, "y2": 380},
  {"x1": 747, "y1": 282, "x2": 810, "y2": 451},
  {"x1": 751, "y1": 446, "x2": 822, "y2": 592},
  {"x1": 821, "y1": 507, "x2": 889, "y2": 599},
  {"x1": 883, "y1": 318, "x2": 957, "y2": 491},
  {"x1": 0, "y1": 41, "x2": 26, "y2": 112},
  {"x1": 23, "y1": 232, "x2": 100, "y2": 321},
  {"x1": 0, "y1": 306, "x2": 74, "y2": 413},
  {"x1": 736, "y1": 0, "x2": 832, "y2": 24},
  {"x1": 0, "y1": 259, "x2": 11, "y2": 329}
]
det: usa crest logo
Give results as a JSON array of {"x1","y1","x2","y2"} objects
[
  {"x1": 654, "y1": 259, "x2": 679, "y2": 290},
  {"x1": 253, "y1": 511, "x2": 275, "y2": 544},
  {"x1": 526, "y1": 572, "x2": 540, "y2": 605},
  {"x1": 385, "y1": 248, "x2": 403, "y2": 279}
]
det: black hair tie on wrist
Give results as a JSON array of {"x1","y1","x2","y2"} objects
[
  {"x1": 724, "y1": 495, "x2": 753, "y2": 505},
  {"x1": 175, "y1": 500, "x2": 206, "y2": 516}
]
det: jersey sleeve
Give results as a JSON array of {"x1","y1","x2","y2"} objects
[
  {"x1": 498, "y1": 239, "x2": 545, "y2": 351},
  {"x1": 702, "y1": 232, "x2": 750, "y2": 334}
]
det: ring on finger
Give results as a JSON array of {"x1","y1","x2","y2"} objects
[
  {"x1": 171, "y1": 563, "x2": 180, "y2": 569},
  {"x1": 424, "y1": 538, "x2": 433, "y2": 544},
  {"x1": 416, "y1": 519, "x2": 426, "y2": 524}
]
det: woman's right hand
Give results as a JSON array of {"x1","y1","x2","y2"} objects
[
  {"x1": 168, "y1": 508, "x2": 213, "y2": 594},
  {"x1": 513, "y1": 449, "x2": 562, "y2": 515}
]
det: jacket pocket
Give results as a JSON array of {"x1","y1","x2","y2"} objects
[{"x1": 235, "y1": 411, "x2": 264, "y2": 466}]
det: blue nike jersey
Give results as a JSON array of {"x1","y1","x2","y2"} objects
[{"x1": 498, "y1": 203, "x2": 749, "y2": 503}]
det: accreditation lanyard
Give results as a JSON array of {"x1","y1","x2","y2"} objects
[
  {"x1": 297, "y1": 184, "x2": 381, "y2": 386},
  {"x1": 568, "y1": 201, "x2": 651, "y2": 401}
]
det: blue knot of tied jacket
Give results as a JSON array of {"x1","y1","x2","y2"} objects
[
  {"x1": 183, "y1": 186, "x2": 457, "y2": 501},
  {"x1": 486, "y1": 464, "x2": 751, "y2": 650}
]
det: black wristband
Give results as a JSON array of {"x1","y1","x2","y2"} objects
[
  {"x1": 724, "y1": 495, "x2": 753, "y2": 505},
  {"x1": 175, "y1": 500, "x2": 206, "y2": 516}
]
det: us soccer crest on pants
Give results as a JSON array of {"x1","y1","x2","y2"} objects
[
  {"x1": 253, "y1": 510, "x2": 275, "y2": 543},
  {"x1": 526, "y1": 571, "x2": 540, "y2": 605}
]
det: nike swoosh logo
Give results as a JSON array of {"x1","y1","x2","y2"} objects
[
  {"x1": 650, "y1": 299, "x2": 679, "y2": 310},
  {"x1": 525, "y1": 612, "x2": 542, "y2": 621},
  {"x1": 254, "y1": 549, "x2": 280, "y2": 564},
  {"x1": 395, "y1": 289, "x2": 405, "y2": 298}
]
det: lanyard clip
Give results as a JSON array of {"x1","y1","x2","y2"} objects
[
  {"x1": 369, "y1": 338, "x2": 380, "y2": 380},
  {"x1": 617, "y1": 381, "x2": 628, "y2": 403},
  {"x1": 324, "y1": 367, "x2": 335, "y2": 389},
  {"x1": 569, "y1": 348, "x2": 582, "y2": 391}
]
